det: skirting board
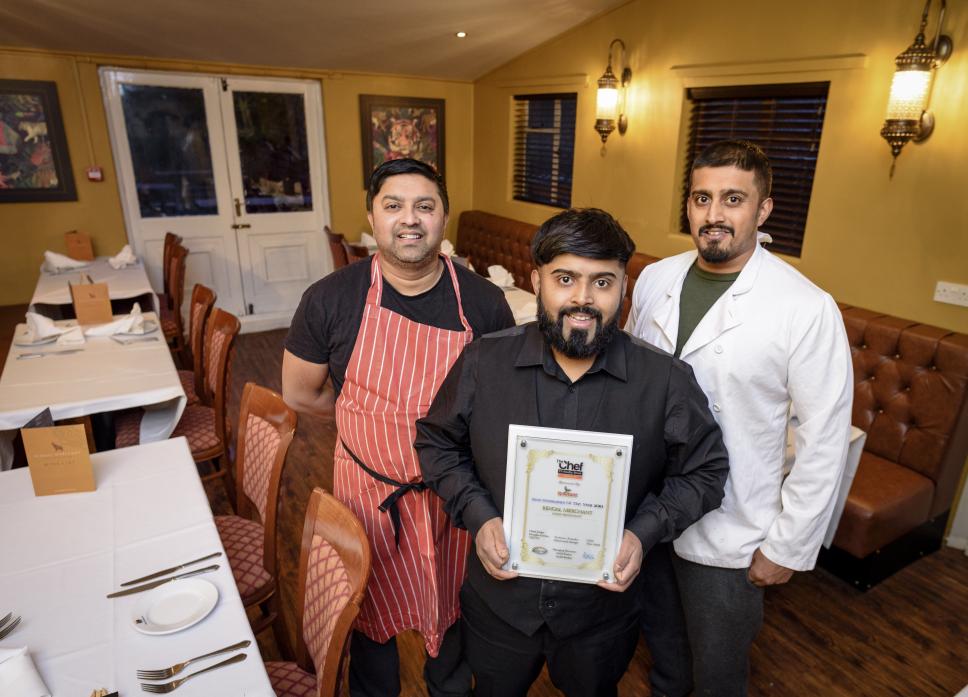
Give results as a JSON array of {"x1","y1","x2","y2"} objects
[{"x1": 238, "y1": 310, "x2": 294, "y2": 334}]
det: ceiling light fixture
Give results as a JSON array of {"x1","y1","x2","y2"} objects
[{"x1": 456, "y1": 31, "x2": 467, "y2": 38}]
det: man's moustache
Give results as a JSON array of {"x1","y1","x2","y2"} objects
[
  {"x1": 699, "y1": 225, "x2": 734, "y2": 236},
  {"x1": 558, "y1": 306, "x2": 603, "y2": 321}
]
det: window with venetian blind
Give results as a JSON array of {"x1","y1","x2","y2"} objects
[
  {"x1": 681, "y1": 82, "x2": 830, "y2": 257},
  {"x1": 513, "y1": 93, "x2": 577, "y2": 208}
]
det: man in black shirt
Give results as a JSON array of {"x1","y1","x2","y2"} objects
[
  {"x1": 283, "y1": 158, "x2": 514, "y2": 697},
  {"x1": 415, "y1": 208, "x2": 728, "y2": 697}
]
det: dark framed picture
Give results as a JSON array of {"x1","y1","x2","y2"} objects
[
  {"x1": 359, "y1": 94, "x2": 445, "y2": 187},
  {"x1": 0, "y1": 79, "x2": 77, "y2": 203}
]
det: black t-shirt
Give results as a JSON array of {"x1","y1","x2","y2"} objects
[{"x1": 285, "y1": 257, "x2": 516, "y2": 396}]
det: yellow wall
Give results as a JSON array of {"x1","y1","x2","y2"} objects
[
  {"x1": 0, "y1": 47, "x2": 473, "y2": 305},
  {"x1": 473, "y1": 0, "x2": 968, "y2": 333}
]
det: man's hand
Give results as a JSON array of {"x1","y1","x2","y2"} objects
[
  {"x1": 597, "y1": 530, "x2": 643, "y2": 592},
  {"x1": 747, "y1": 548, "x2": 795, "y2": 587},
  {"x1": 476, "y1": 517, "x2": 517, "y2": 581}
]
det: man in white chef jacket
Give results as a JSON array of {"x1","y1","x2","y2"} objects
[{"x1": 626, "y1": 139, "x2": 853, "y2": 697}]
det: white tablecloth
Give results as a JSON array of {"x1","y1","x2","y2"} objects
[
  {"x1": 30, "y1": 258, "x2": 158, "y2": 314},
  {"x1": 503, "y1": 287, "x2": 537, "y2": 325},
  {"x1": 0, "y1": 438, "x2": 274, "y2": 696},
  {"x1": 785, "y1": 425, "x2": 867, "y2": 548},
  {"x1": 0, "y1": 313, "x2": 185, "y2": 444}
]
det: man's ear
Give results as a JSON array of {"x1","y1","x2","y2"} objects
[
  {"x1": 366, "y1": 211, "x2": 374, "y2": 231},
  {"x1": 757, "y1": 197, "x2": 774, "y2": 228},
  {"x1": 531, "y1": 268, "x2": 541, "y2": 295}
]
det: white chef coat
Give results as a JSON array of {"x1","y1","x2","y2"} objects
[{"x1": 626, "y1": 237, "x2": 853, "y2": 571}]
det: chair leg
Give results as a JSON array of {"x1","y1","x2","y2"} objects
[{"x1": 269, "y1": 593, "x2": 293, "y2": 661}]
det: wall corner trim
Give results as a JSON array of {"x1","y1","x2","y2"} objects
[{"x1": 493, "y1": 73, "x2": 588, "y2": 89}]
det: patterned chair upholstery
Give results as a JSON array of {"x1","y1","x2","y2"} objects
[
  {"x1": 177, "y1": 284, "x2": 217, "y2": 406},
  {"x1": 266, "y1": 488, "x2": 372, "y2": 697},
  {"x1": 115, "y1": 308, "x2": 240, "y2": 479},
  {"x1": 215, "y1": 382, "x2": 296, "y2": 650}
]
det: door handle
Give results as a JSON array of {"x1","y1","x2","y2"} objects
[{"x1": 231, "y1": 223, "x2": 251, "y2": 229}]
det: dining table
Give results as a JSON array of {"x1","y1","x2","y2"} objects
[
  {"x1": 30, "y1": 258, "x2": 158, "y2": 318},
  {"x1": 0, "y1": 437, "x2": 274, "y2": 695},
  {"x1": 0, "y1": 312, "x2": 186, "y2": 470}
]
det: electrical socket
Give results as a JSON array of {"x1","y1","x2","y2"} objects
[{"x1": 934, "y1": 281, "x2": 968, "y2": 308}]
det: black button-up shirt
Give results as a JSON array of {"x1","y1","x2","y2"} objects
[{"x1": 415, "y1": 324, "x2": 728, "y2": 639}]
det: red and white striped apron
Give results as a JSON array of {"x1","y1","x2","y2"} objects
[{"x1": 333, "y1": 253, "x2": 473, "y2": 656}]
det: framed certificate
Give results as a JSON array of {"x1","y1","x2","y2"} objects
[{"x1": 502, "y1": 425, "x2": 633, "y2": 584}]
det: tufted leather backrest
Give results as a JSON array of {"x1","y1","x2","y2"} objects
[
  {"x1": 840, "y1": 305, "x2": 968, "y2": 517},
  {"x1": 456, "y1": 210, "x2": 660, "y2": 324}
]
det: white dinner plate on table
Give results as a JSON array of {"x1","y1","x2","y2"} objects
[
  {"x1": 133, "y1": 578, "x2": 219, "y2": 635},
  {"x1": 116, "y1": 319, "x2": 159, "y2": 336},
  {"x1": 13, "y1": 333, "x2": 60, "y2": 347}
]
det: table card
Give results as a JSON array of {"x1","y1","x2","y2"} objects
[
  {"x1": 502, "y1": 425, "x2": 632, "y2": 584},
  {"x1": 70, "y1": 278, "x2": 113, "y2": 325},
  {"x1": 22, "y1": 424, "x2": 95, "y2": 496},
  {"x1": 65, "y1": 230, "x2": 95, "y2": 261}
]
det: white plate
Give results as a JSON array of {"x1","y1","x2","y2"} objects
[
  {"x1": 116, "y1": 319, "x2": 159, "y2": 336},
  {"x1": 133, "y1": 578, "x2": 219, "y2": 636},
  {"x1": 13, "y1": 333, "x2": 60, "y2": 347}
]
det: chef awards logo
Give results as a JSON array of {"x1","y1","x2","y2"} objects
[{"x1": 556, "y1": 457, "x2": 583, "y2": 497}]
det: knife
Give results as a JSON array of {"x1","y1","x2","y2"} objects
[
  {"x1": 17, "y1": 349, "x2": 84, "y2": 359},
  {"x1": 106, "y1": 564, "x2": 219, "y2": 598},
  {"x1": 120, "y1": 551, "x2": 222, "y2": 586}
]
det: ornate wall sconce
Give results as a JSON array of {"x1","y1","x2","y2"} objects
[{"x1": 595, "y1": 39, "x2": 631, "y2": 151}]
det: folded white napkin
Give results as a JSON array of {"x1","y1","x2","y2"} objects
[
  {"x1": 24, "y1": 312, "x2": 85, "y2": 346},
  {"x1": 108, "y1": 244, "x2": 138, "y2": 269},
  {"x1": 83, "y1": 302, "x2": 144, "y2": 337},
  {"x1": 42, "y1": 250, "x2": 89, "y2": 273},
  {"x1": 361, "y1": 232, "x2": 378, "y2": 249},
  {"x1": 0, "y1": 647, "x2": 51, "y2": 697},
  {"x1": 441, "y1": 239, "x2": 456, "y2": 257},
  {"x1": 487, "y1": 265, "x2": 516, "y2": 289}
]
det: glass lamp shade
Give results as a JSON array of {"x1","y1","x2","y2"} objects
[
  {"x1": 596, "y1": 86, "x2": 619, "y2": 121},
  {"x1": 884, "y1": 68, "x2": 932, "y2": 120}
]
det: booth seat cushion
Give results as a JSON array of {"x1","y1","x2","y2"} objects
[{"x1": 832, "y1": 451, "x2": 934, "y2": 559}]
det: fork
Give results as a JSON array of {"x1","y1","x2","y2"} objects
[
  {"x1": 0, "y1": 614, "x2": 21, "y2": 640},
  {"x1": 136, "y1": 640, "x2": 251, "y2": 679},
  {"x1": 140, "y1": 653, "x2": 247, "y2": 692}
]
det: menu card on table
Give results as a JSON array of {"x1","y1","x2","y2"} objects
[
  {"x1": 65, "y1": 230, "x2": 95, "y2": 261},
  {"x1": 70, "y1": 277, "x2": 113, "y2": 325},
  {"x1": 22, "y1": 424, "x2": 96, "y2": 496}
]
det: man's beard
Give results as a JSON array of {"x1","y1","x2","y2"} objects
[
  {"x1": 696, "y1": 223, "x2": 735, "y2": 263},
  {"x1": 537, "y1": 296, "x2": 619, "y2": 359},
  {"x1": 380, "y1": 225, "x2": 438, "y2": 267}
]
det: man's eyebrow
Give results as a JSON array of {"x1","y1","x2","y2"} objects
[
  {"x1": 380, "y1": 194, "x2": 437, "y2": 203},
  {"x1": 550, "y1": 268, "x2": 618, "y2": 280}
]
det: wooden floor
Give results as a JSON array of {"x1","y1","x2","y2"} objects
[
  {"x1": 4, "y1": 306, "x2": 965, "y2": 696},
  {"x1": 220, "y1": 329, "x2": 968, "y2": 697}
]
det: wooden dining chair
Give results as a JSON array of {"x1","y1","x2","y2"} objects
[
  {"x1": 213, "y1": 382, "x2": 297, "y2": 653},
  {"x1": 324, "y1": 226, "x2": 349, "y2": 270},
  {"x1": 116, "y1": 309, "x2": 239, "y2": 486},
  {"x1": 161, "y1": 243, "x2": 188, "y2": 365},
  {"x1": 177, "y1": 284, "x2": 216, "y2": 406},
  {"x1": 264, "y1": 488, "x2": 371, "y2": 697},
  {"x1": 158, "y1": 232, "x2": 182, "y2": 312},
  {"x1": 342, "y1": 240, "x2": 369, "y2": 264}
]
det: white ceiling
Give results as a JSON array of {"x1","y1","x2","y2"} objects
[{"x1": 0, "y1": 0, "x2": 628, "y2": 80}]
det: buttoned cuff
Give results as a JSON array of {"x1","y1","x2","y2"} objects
[
  {"x1": 625, "y1": 509, "x2": 665, "y2": 557},
  {"x1": 462, "y1": 495, "x2": 503, "y2": 538},
  {"x1": 758, "y1": 539, "x2": 820, "y2": 572}
]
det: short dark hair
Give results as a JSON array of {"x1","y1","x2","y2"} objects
[
  {"x1": 531, "y1": 208, "x2": 635, "y2": 267},
  {"x1": 365, "y1": 158, "x2": 449, "y2": 214},
  {"x1": 692, "y1": 140, "x2": 773, "y2": 200}
]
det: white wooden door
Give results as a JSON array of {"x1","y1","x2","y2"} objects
[
  {"x1": 100, "y1": 69, "x2": 247, "y2": 316},
  {"x1": 100, "y1": 69, "x2": 330, "y2": 326},
  {"x1": 219, "y1": 77, "x2": 329, "y2": 316}
]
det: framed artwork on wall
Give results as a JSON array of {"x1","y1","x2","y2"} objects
[
  {"x1": 0, "y1": 79, "x2": 77, "y2": 203},
  {"x1": 359, "y1": 94, "x2": 445, "y2": 187}
]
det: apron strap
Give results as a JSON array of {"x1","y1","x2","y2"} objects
[{"x1": 340, "y1": 439, "x2": 427, "y2": 548}]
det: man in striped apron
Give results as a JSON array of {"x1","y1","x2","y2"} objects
[{"x1": 282, "y1": 158, "x2": 515, "y2": 696}]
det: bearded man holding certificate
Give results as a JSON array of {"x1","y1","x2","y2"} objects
[{"x1": 415, "y1": 208, "x2": 729, "y2": 697}]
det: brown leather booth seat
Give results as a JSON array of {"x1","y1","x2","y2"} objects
[
  {"x1": 832, "y1": 306, "x2": 968, "y2": 559},
  {"x1": 455, "y1": 210, "x2": 660, "y2": 324}
]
